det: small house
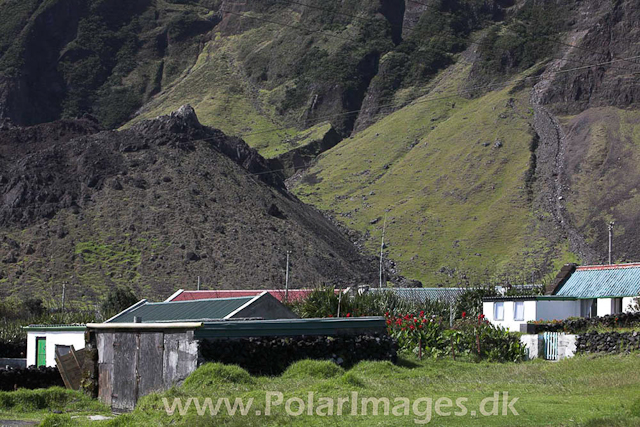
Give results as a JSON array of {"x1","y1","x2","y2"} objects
[
  {"x1": 483, "y1": 263, "x2": 640, "y2": 332},
  {"x1": 24, "y1": 325, "x2": 86, "y2": 367},
  {"x1": 107, "y1": 291, "x2": 298, "y2": 323}
]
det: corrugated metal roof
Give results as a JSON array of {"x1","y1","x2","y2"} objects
[
  {"x1": 169, "y1": 289, "x2": 322, "y2": 302},
  {"x1": 554, "y1": 263, "x2": 640, "y2": 298},
  {"x1": 369, "y1": 288, "x2": 466, "y2": 303},
  {"x1": 195, "y1": 317, "x2": 387, "y2": 339},
  {"x1": 23, "y1": 324, "x2": 86, "y2": 331},
  {"x1": 107, "y1": 297, "x2": 255, "y2": 323}
]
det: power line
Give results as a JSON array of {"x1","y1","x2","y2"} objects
[
  {"x1": 2, "y1": 52, "x2": 639, "y2": 203},
  {"x1": 231, "y1": 53, "x2": 640, "y2": 140},
  {"x1": 4, "y1": 52, "x2": 638, "y2": 208}
]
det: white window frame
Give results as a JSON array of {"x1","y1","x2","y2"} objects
[
  {"x1": 514, "y1": 301, "x2": 524, "y2": 321},
  {"x1": 494, "y1": 302, "x2": 504, "y2": 321}
]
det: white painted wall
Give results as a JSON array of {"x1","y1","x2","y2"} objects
[
  {"x1": 483, "y1": 300, "x2": 537, "y2": 332},
  {"x1": 26, "y1": 330, "x2": 86, "y2": 367},
  {"x1": 597, "y1": 298, "x2": 613, "y2": 317},
  {"x1": 623, "y1": 296, "x2": 638, "y2": 313},
  {"x1": 536, "y1": 300, "x2": 581, "y2": 321},
  {"x1": 519, "y1": 334, "x2": 542, "y2": 360},
  {"x1": 557, "y1": 334, "x2": 577, "y2": 360}
]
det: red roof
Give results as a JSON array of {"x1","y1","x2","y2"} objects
[
  {"x1": 167, "y1": 289, "x2": 329, "y2": 303},
  {"x1": 577, "y1": 262, "x2": 640, "y2": 271}
]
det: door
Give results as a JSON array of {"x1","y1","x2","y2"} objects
[{"x1": 36, "y1": 337, "x2": 47, "y2": 367}]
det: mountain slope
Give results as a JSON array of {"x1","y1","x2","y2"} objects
[
  {"x1": 292, "y1": 0, "x2": 640, "y2": 286},
  {"x1": 0, "y1": 106, "x2": 376, "y2": 305},
  {"x1": 2, "y1": 0, "x2": 640, "y2": 288}
]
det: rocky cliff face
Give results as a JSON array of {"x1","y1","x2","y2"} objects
[
  {"x1": 0, "y1": 106, "x2": 376, "y2": 303},
  {"x1": 528, "y1": 0, "x2": 640, "y2": 265}
]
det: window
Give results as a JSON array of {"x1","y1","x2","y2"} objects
[
  {"x1": 514, "y1": 301, "x2": 525, "y2": 321},
  {"x1": 55, "y1": 345, "x2": 71, "y2": 357},
  {"x1": 494, "y1": 302, "x2": 504, "y2": 320}
]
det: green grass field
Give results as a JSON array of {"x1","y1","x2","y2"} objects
[{"x1": 4, "y1": 354, "x2": 640, "y2": 426}]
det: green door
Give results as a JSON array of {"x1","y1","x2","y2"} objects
[{"x1": 36, "y1": 337, "x2": 46, "y2": 367}]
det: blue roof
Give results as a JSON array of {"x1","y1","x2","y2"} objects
[
  {"x1": 369, "y1": 287, "x2": 465, "y2": 303},
  {"x1": 107, "y1": 297, "x2": 255, "y2": 323},
  {"x1": 554, "y1": 264, "x2": 640, "y2": 298}
]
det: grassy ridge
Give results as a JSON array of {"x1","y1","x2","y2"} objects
[
  {"x1": 24, "y1": 355, "x2": 638, "y2": 426},
  {"x1": 126, "y1": 27, "x2": 303, "y2": 152}
]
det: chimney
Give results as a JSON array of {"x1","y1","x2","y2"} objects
[{"x1": 545, "y1": 263, "x2": 577, "y2": 295}]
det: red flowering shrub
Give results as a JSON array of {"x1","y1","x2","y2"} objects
[{"x1": 385, "y1": 311, "x2": 526, "y2": 362}]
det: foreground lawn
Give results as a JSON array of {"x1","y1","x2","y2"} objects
[{"x1": 3, "y1": 354, "x2": 640, "y2": 426}]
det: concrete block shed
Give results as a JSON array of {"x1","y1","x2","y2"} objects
[{"x1": 87, "y1": 323, "x2": 201, "y2": 412}]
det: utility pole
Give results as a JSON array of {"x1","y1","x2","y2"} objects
[
  {"x1": 197, "y1": 276, "x2": 201, "y2": 291},
  {"x1": 608, "y1": 221, "x2": 615, "y2": 265},
  {"x1": 61, "y1": 283, "x2": 66, "y2": 313},
  {"x1": 285, "y1": 250, "x2": 291, "y2": 303},
  {"x1": 379, "y1": 214, "x2": 387, "y2": 288}
]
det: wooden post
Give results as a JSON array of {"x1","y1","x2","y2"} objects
[
  {"x1": 285, "y1": 251, "x2": 291, "y2": 303},
  {"x1": 451, "y1": 336, "x2": 455, "y2": 361},
  {"x1": 379, "y1": 214, "x2": 386, "y2": 288}
]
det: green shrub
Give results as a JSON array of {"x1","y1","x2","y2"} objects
[
  {"x1": 478, "y1": 2, "x2": 566, "y2": 75},
  {"x1": 282, "y1": 360, "x2": 344, "y2": 380},
  {"x1": 100, "y1": 286, "x2": 139, "y2": 320},
  {"x1": 630, "y1": 398, "x2": 640, "y2": 417},
  {"x1": 40, "y1": 414, "x2": 78, "y2": 427},
  {"x1": 386, "y1": 312, "x2": 526, "y2": 362},
  {"x1": 182, "y1": 363, "x2": 254, "y2": 392}
]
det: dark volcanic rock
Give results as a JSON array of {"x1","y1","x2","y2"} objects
[{"x1": 0, "y1": 106, "x2": 377, "y2": 302}]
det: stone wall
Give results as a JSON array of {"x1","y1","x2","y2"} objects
[{"x1": 576, "y1": 331, "x2": 640, "y2": 354}]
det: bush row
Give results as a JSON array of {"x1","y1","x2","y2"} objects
[
  {"x1": 0, "y1": 339, "x2": 26, "y2": 358},
  {"x1": 0, "y1": 366, "x2": 64, "y2": 391},
  {"x1": 199, "y1": 334, "x2": 397, "y2": 376},
  {"x1": 529, "y1": 312, "x2": 640, "y2": 334},
  {"x1": 577, "y1": 331, "x2": 640, "y2": 354}
]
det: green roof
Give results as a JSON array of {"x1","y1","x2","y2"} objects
[
  {"x1": 23, "y1": 325, "x2": 87, "y2": 331},
  {"x1": 107, "y1": 297, "x2": 255, "y2": 323},
  {"x1": 555, "y1": 264, "x2": 640, "y2": 298},
  {"x1": 194, "y1": 317, "x2": 387, "y2": 339}
]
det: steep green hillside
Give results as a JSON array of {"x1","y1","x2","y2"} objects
[{"x1": 293, "y1": 57, "x2": 576, "y2": 286}]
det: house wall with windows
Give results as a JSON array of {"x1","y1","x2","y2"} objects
[
  {"x1": 25, "y1": 327, "x2": 86, "y2": 367},
  {"x1": 482, "y1": 300, "x2": 537, "y2": 332},
  {"x1": 483, "y1": 298, "x2": 580, "y2": 332}
]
